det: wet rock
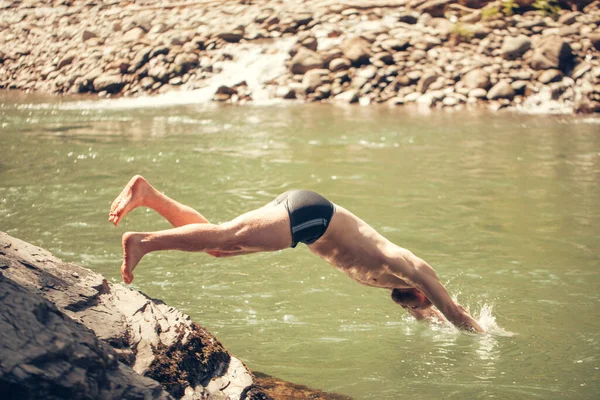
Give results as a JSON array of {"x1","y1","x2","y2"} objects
[
  {"x1": 461, "y1": 69, "x2": 491, "y2": 90},
  {"x1": 511, "y1": 80, "x2": 528, "y2": 94},
  {"x1": 487, "y1": 80, "x2": 515, "y2": 100},
  {"x1": 530, "y1": 37, "x2": 573, "y2": 71},
  {"x1": 538, "y1": 69, "x2": 563, "y2": 84},
  {"x1": 340, "y1": 36, "x2": 372, "y2": 66},
  {"x1": 501, "y1": 35, "x2": 531, "y2": 60},
  {"x1": 289, "y1": 47, "x2": 324, "y2": 74},
  {"x1": 93, "y1": 74, "x2": 124, "y2": 94}
]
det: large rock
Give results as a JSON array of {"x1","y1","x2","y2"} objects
[
  {"x1": 92, "y1": 74, "x2": 124, "y2": 94},
  {"x1": 0, "y1": 275, "x2": 170, "y2": 400},
  {"x1": 0, "y1": 233, "x2": 348, "y2": 400},
  {"x1": 340, "y1": 36, "x2": 372, "y2": 66},
  {"x1": 501, "y1": 35, "x2": 531, "y2": 60},
  {"x1": 529, "y1": 37, "x2": 573, "y2": 71},
  {"x1": 417, "y1": 72, "x2": 438, "y2": 93},
  {"x1": 289, "y1": 47, "x2": 325, "y2": 74},
  {"x1": 461, "y1": 69, "x2": 491, "y2": 90}
]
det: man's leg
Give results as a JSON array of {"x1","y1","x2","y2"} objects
[
  {"x1": 109, "y1": 175, "x2": 209, "y2": 228},
  {"x1": 120, "y1": 201, "x2": 292, "y2": 284}
]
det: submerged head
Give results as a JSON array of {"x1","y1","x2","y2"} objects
[{"x1": 391, "y1": 288, "x2": 433, "y2": 310}]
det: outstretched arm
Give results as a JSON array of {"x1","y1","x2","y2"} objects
[{"x1": 387, "y1": 250, "x2": 485, "y2": 333}]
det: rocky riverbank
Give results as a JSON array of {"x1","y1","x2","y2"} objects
[
  {"x1": 0, "y1": 232, "x2": 350, "y2": 400},
  {"x1": 1, "y1": 0, "x2": 599, "y2": 113}
]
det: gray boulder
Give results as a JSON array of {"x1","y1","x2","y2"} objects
[
  {"x1": 530, "y1": 37, "x2": 573, "y2": 71},
  {"x1": 501, "y1": 35, "x2": 531, "y2": 60}
]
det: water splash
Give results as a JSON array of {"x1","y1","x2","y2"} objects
[{"x1": 477, "y1": 303, "x2": 516, "y2": 337}]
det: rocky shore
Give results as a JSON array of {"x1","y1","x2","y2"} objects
[
  {"x1": 0, "y1": 232, "x2": 350, "y2": 400},
  {"x1": 1, "y1": 0, "x2": 599, "y2": 113}
]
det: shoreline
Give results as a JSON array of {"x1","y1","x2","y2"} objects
[{"x1": 1, "y1": 0, "x2": 599, "y2": 114}]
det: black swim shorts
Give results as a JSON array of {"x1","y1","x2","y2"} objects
[{"x1": 271, "y1": 190, "x2": 335, "y2": 248}]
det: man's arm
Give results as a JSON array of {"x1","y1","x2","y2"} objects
[{"x1": 388, "y1": 250, "x2": 485, "y2": 333}]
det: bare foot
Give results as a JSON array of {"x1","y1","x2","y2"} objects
[
  {"x1": 109, "y1": 175, "x2": 153, "y2": 227},
  {"x1": 121, "y1": 232, "x2": 146, "y2": 284}
]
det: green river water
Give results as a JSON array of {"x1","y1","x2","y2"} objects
[{"x1": 1, "y1": 93, "x2": 599, "y2": 399}]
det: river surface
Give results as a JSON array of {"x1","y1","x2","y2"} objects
[{"x1": 1, "y1": 93, "x2": 599, "y2": 399}]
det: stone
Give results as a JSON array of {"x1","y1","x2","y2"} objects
[
  {"x1": 289, "y1": 47, "x2": 325, "y2": 74},
  {"x1": 558, "y1": 12, "x2": 580, "y2": 25},
  {"x1": 487, "y1": 81, "x2": 515, "y2": 100},
  {"x1": 511, "y1": 80, "x2": 528, "y2": 94},
  {"x1": 148, "y1": 65, "x2": 170, "y2": 83},
  {"x1": 217, "y1": 30, "x2": 244, "y2": 43},
  {"x1": 501, "y1": 35, "x2": 531, "y2": 60},
  {"x1": 57, "y1": 52, "x2": 75, "y2": 69},
  {"x1": 417, "y1": 72, "x2": 438, "y2": 93},
  {"x1": 573, "y1": 62, "x2": 592, "y2": 80},
  {"x1": 140, "y1": 76, "x2": 155, "y2": 90},
  {"x1": 403, "y1": 92, "x2": 421, "y2": 102},
  {"x1": 82, "y1": 30, "x2": 97, "y2": 42},
  {"x1": 129, "y1": 47, "x2": 152, "y2": 73},
  {"x1": 329, "y1": 58, "x2": 351, "y2": 72},
  {"x1": 303, "y1": 69, "x2": 329, "y2": 93},
  {"x1": 461, "y1": 69, "x2": 491, "y2": 90},
  {"x1": 174, "y1": 53, "x2": 199, "y2": 74},
  {"x1": 468, "y1": 88, "x2": 487, "y2": 98},
  {"x1": 122, "y1": 27, "x2": 145, "y2": 42},
  {"x1": 372, "y1": 52, "x2": 394, "y2": 65},
  {"x1": 442, "y1": 96, "x2": 458, "y2": 106},
  {"x1": 334, "y1": 89, "x2": 359, "y2": 103},
  {"x1": 92, "y1": 74, "x2": 124, "y2": 94},
  {"x1": 380, "y1": 38, "x2": 409, "y2": 52},
  {"x1": 417, "y1": 0, "x2": 452, "y2": 18},
  {"x1": 340, "y1": 36, "x2": 372, "y2": 66},
  {"x1": 538, "y1": 69, "x2": 563, "y2": 84},
  {"x1": 529, "y1": 37, "x2": 573, "y2": 71}
]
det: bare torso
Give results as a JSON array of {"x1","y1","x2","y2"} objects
[{"x1": 307, "y1": 205, "x2": 412, "y2": 290}]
